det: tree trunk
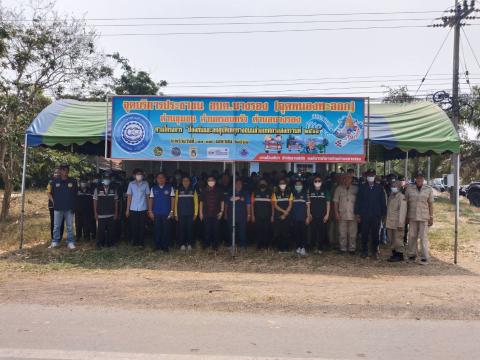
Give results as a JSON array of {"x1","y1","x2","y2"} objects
[{"x1": 0, "y1": 178, "x2": 12, "y2": 221}]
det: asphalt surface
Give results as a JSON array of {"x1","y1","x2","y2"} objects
[{"x1": 0, "y1": 304, "x2": 479, "y2": 360}]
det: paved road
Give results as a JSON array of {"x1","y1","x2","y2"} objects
[{"x1": 0, "y1": 304, "x2": 479, "y2": 359}]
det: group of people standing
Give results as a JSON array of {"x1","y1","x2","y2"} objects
[{"x1": 47, "y1": 163, "x2": 434, "y2": 263}]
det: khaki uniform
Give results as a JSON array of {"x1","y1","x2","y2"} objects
[
  {"x1": 333, "y1": 184, "x2": 358, "y2": 252},
  {"x1": 405, "y1": 184, "x2": 434, "y2": 260},
  {"x1": 386, "y1": 192, "x2": 407, "y2": 253}
]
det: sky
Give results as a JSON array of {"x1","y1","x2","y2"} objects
[{"x1": 3, "y1": 1, "x2": 480, "y2": 113}]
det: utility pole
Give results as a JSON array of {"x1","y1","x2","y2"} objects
[{"x1": 431, "y1": 0, "x2": 477, "y2": 264}]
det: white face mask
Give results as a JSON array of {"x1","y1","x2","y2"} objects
[
  {"x1": 135, "y1": 174, "x2": 143, "y2": 182},
  {"x1": 391, "y1": 187, "x2": 399, "y2": 194},
  {"x1": 208, "y1": 181, "x2": 215, "y2": 187},
  {"x1": 367, "y1": 176, "x2": 375, "y2": 183},
  {"x1": 279, "y1": 184, "x2": 287, "y2": 191},
  {"x1": 314, "y1": 181, "x2": 322, "y2": 189},
  {"x1": 401, "y1": 181, "x2": 406, "y2": 187},
  {"x1": 102, "y1": 179, "x2": 111, "y2": 186}
]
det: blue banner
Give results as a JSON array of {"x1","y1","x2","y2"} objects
[{"x1": 111, "y1": 96, "x2": 365, "y2": 163}]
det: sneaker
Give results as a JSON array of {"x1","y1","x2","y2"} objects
[
  {"x1": 420, "y1": 258, "x2": 429, "y2": 265},
  {"x1": 300, "y1": 248, "x2": 307, "y2": 256},
  {"x1": 187, "y1": 245, "x2": 192, "y2": 251},
  {"x1": 349, "y1": 250, "x2": 356, "y2": 255},
  {"x1": 67, "y1": 243, "x2": 76, "y2": 250},
  {"x1": 296, "y1": 247, "x2": 301, "y2": 254},
  {"x1": 408, "y1": 256, "x2": 417, "y2": 262},
  {"x1": 180, "y1": 245, "x2": 186, "y2": 251},
  {"x1": 48, "y1": 242, "x2": 60, "y2": 249},
  {"x1": 373, "y1": 253, "x2": 380, "y2": 260},
  {"x1": 316, "y1": 250, "x2": 323, "y2": 255}
]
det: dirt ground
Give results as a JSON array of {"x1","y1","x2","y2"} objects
[{"x1": 0, "y1": 190, "x2": 479, "y2": 320}]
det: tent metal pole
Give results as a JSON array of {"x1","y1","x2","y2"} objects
[
  {"x1": 104, "y1": 95, "x2": 110, "y2": 159},
  {"x1": 231, "y1": 161, "x2": 236, "y2": 257},
  {"x1": 427, "y1": 156, "x2": 431, "y2": 183},
  {"x1": 404, "y1": 151, "x2": 409, "y2": 181},
  {"x1": 366, "y1": 97, "x2": 370, "y2": 165},
  {"x1": 19, "y1": 134, "x2": 28, "y2": 250},
  {"x1": 454, "y1": 153, "x2": 460, "y2": 264}
]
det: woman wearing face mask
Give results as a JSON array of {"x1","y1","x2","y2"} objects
[
  {"x1": 93, "y1": 174, "x2": 119, "y2": 248},
  {"x1": 251, "y1": 179, "x2": 274, "y2": 249},
  {"x1": 75, "y1": 177, "x2": 94, "y2": 242},
  {"x1": 272, "y1": 178, "x2": 293, "y2": 252},
  {"x1": 308, "y1": 176, "x2": 331, "y2": 254},
  {"x1": 126, "y1": 168, "x2": 150, "y2": 247},
  {"x1": 386, "y1": 180, "x2": 407, "y2": 262},
  {"x1": 292, "y1": 179, "x2": 310, "y2": 256}
]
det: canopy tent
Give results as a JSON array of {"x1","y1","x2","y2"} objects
[
  {"x1": 25, "y1": 99, "x2": 460, "y2": 156},
  {"x1": 20, "y1": 98, "x2": 461, "y2": 262}
]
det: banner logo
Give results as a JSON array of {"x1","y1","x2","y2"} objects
[{"x1": 113, "y1": 113, "x2": 153, "y2": 153}]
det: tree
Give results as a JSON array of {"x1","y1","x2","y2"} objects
[
  {"x1": 0, "y1": 2, "x2": 111, "y2": 220},
  {"x1": 109, "y1": 52, "x2": 167, "y2": 96},
  {"x1": 382, "y1": 86, "x2": 415, "y2": 104}
]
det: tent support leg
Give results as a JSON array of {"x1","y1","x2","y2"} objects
[
  {"x1": 231, "y1": 162, "x2": 236, "y2": 258},
  {"x1": 427, "y1": 156, "x2": 431, "y2": 183},
  {"x1": 454, "y1": 153, "x2": 460, "y2": 264},
  {"x1": 19, "y1": 134, "x2": 28, "y2": 250},
  {"x1": 404, "y1": 152, "x2": 409, "y2": 181}
]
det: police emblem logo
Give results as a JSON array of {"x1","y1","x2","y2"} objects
[{"x1": 113, "y1": 113, "x2": 153, "y2": 153}]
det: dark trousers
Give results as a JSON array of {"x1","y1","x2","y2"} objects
[
  {"x1": 49, "y1": 208, "x2": 64, "y2": 240},
  {"x1": 75, "y1": 212, "x2": 93, "y2": 241},
  {"x1": 178, "y1": 215, "x2": 194, "y2": 246},
  {"x1": 274, "y1": 217, "x2": 291, "y2": 251},
  {"x1": 228, "y1": 220, "x2": 247, "y2": 248},
  {"x1": 311, "y1": 217, "x2": 329, "y2": 250},
  {"x1": 154, "y1": 214, "x2": 171, "y2": 251},
  {"x1": 97, "y1": 217, "x2": 115, "y2": 247},
  {"x1": 203, "y1": 217, "x2": 219, "y2": 249},
  {"x1": 129, "y1": 210, "x2": 146, "y2": 246},
  {"x1": 293, "y1": 220, "x2": 307, "y2": 249},
  {"x1": 255, "y1": 218, "x2": 271, "y2": 249},
  {"x1": 361, "y1": 216, "x2": 381, "y2": 255}
]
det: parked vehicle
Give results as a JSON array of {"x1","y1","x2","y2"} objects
[
  {"x1": 431, "y1": 178, "x2": 446, "y2": 192},
  {"x1": 465, "y1": 181, "x2": 480, "y2": 207}
]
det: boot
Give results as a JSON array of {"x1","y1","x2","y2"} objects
[{"x1": 388, "y1": 251, "x2": 402, "y2": 262}]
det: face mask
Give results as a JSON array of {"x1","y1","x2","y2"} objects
[
  {"x1": 135, "y1": 174, "x2": 143, "y2": 182},
  {"x1": 401, "y1": 181, "x2": 406, "y2": 187},
  {"x1": 367, "y1": 176, "x2": 375, "y2": 183},
  {"x1": 391, "y1": 187, "x2": 399, "y2": 194},
  {"x1": 295, "y1": 185, "x2": 303, "y2": 192},
  {"x1": 279, "y1": 184, "x2": 287, "y2": 191},
  {"x1": 314, "y1": 181, "x2": 322, "y2": 189},
  {"x1": 102, "y1": 179, "x2": 111, "y2": 186},
  {"x1": 80, "y1": 183, "x2": 87, "y2": 189},
  {"x1": 208, "y1": 181, "x2": 215, "y2": 187}
]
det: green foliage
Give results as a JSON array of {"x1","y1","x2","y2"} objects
[{"x1": 382, "y1": 86, "x2": 416, "y2": 103}]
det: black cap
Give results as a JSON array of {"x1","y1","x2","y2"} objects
[
  {"x1": 59, "y1": 163, "x2": 69, "y2": 170},
  {"x1": 414, "y1": 171, "x2": 425, "y2": 178},
  {"x1": 366, "y1": 168, "x2": 376, "y2": 175}
]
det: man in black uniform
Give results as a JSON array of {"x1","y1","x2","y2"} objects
[
  {"x1": 251, "y1": 179, "x2": 274, "y2": 249},
  {"x1": 93, "y1": 174, "x2": 119, "y2": 248},
  {"x1": 272, "y1": 178, "x2": 293, "y2": 251},
  {"x1": 308, "y1": 175, "x2": 331, "y2": 254},
  {"x1": 75, "y1": 178, "x2": 94, "y2": 242}
]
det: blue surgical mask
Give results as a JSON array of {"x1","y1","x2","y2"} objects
[
  {"x1": 102, "y1": 179, "x2": 111, "y2": 186},
  {"x1": 295, "y1": 185, "x2": 303, "y2": 192},
  {"x1": 391, "y1": 187, "x2": 399, "y2": 194}
]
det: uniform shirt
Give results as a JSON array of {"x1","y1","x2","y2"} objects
[
  {"x1": 251, "y1": 188, "x2": 273, "y2": 220},
  {"x1": 76, "y1": 188, "x2": 93, "y2": 215},
  {"x1": 126, "y1": 180, "x2": 150, "y2": 211},
  {"x1": 292, "y1": 189, "x2": 309, "y2": 221},
  {"x1": 405, "y1": 184, "x2": 434, "y2": 221},
  {"x1": 332, "y1": 184, "x2": 358, "y2": 221},
  {"x1": 308, "y1": 188, "x2": 331, "y2": 218},
  {"x1": 354, "y1": 183, "x2": 387, "y2": 219},
  {"x1": 200, "y1": 186, "x2": 224, "y2": 217},
  {"x1": 93, "y1": 185, "x2": 118, "y2": 218},
  {"x1": 175, "y1": 185, "x2": 198, "y2": 217},
  {"x1": 225, "y1": 189, "x2": 250, "y2": 223},
  {"x1": 50, "y1": 177, "x2": 78, "y2": 211},
  {"x1": 272, "y1": 188, "x2": 293, "y2": 219},
  {"x1": 386, "y1": 191, "x2": 407, "y2": 229},
  {"x1": 149, "y1": 184, "x2": 175, "y2": 216}
]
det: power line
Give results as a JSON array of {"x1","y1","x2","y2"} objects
[
  {"x1": 414, "y1": 27, "x2": 453, "y2": 96},
  {"x1": 4, "y1": 10, "x2": 446, "y2": 22},
  {"x1": 169, "y1": 73, "x2": 475, "y2": 85},
  {"x1": 461, "y1": 27, "x2": 480, "y2": 72},
  {"x1": 166, "y1": 78, "x2": 479, "y2": 89},
  {"x1": 97, "y1": 24, "x2": 432, "y2": 37},
  {"x1": 460, "y1": 36, "x2": 474, "y2": 92}
]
